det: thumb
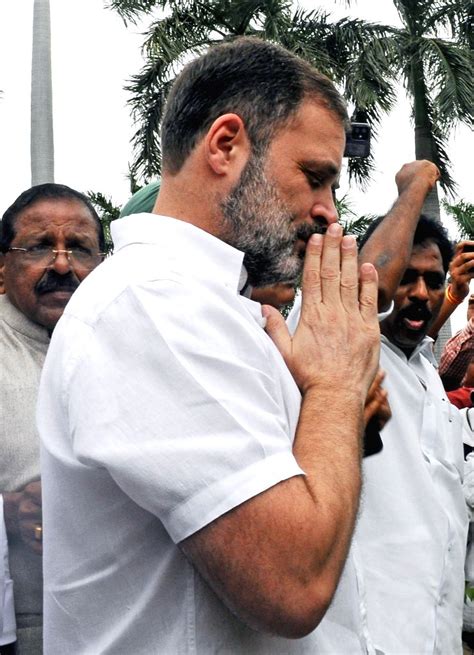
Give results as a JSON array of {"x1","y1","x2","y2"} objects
[{"x1": 263, "y1": 304, "x2": 291, "y2": 360}]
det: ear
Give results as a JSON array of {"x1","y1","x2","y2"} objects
[
  {"x1": 0, "y1": 254, "x2": 5, "y2": 294},
  {"x1": 204, "y1": 113, "x2": 250, "y2": 177}
]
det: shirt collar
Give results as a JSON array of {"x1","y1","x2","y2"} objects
[
  {"x1": 381, "y1": 333, "x2": 436, "y2": 365},
  {"x1": 0, "y1": 294, "x2": 50, "y2": 344},
  {"x1": 112, "y1": 213, "x2": 247, "y2": 295}
]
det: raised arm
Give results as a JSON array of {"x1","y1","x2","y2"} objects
[
  {"x1": 181, "y1": 224, "x2": 380, "y2": 638},
  {"x1": 359, "y1": 160, "x2": 440, "y2": 311},
  {"x1": 428, "y1": 240, "x2": 474, "y2": 339}
]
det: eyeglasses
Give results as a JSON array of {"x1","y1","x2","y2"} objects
[{"x1": 7, "y1": 245, "x2": 105, "y2": 268}]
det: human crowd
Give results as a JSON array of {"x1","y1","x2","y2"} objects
[{"x1": 1, "y1": 37, "x2": 473, "y2": 655}]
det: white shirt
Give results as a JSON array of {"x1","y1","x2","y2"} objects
[
  {"x1": 355, "y1": 337, "x2": 468, "y2": 654},
  {"x1": 0, "y1": 497, "x2": 16, "y2": 646},
  {"x1": 287, "y1": 294, "x2": 468, "y2": 654},
  {"x1": 38, "y1": 214, "x2": 370, "y2": 654}
]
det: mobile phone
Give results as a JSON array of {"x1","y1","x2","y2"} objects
[
  {"x1": 463, "y1": 244, "x2": 474, "y2": 253},
  {"x1": 344, "y1": 122, "x2": 371, "y2": 159}
]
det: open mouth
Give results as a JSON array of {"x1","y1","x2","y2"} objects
[
  {"x1": 401, "y1": 305, "x2": 432, "y2": 332},
  {"x1": 403, "y1": 317, "x2": 426, "y2": 331}
]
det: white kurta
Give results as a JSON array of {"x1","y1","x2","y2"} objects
[
  {"x1": 355, "y1": 337, "x2": 468, "y2": 654},
  {"x1": 38, "y1": 214, "x2": 370, "y2": 654},
  {"x1": 287, "y1": 294, "x2": 468, "y2": 654}
]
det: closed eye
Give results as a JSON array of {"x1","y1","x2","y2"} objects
[{"x1": 301, "y1": 166, "x2": 323, "y2": 189}]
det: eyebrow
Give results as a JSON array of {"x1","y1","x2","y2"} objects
[{"x1": 19, "y1": 230, "x2": 97, "y2": 245}]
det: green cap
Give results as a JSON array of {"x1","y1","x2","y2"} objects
[{"x1": 119, "y1": 180, "x2": 161, "y2": 217}]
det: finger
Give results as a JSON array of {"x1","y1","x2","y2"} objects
[
  {"x1": 374, "y1": 368, "x2": 386, "y2": 385},
  {"x1": 358, "y1": 263, "x2": 379, "y2": 323},
  {"x1": 320, "y1": 223, "x2": 343, "y2": 304},
  {"x1": 19, "y1": 520, "x2": 43, "y2": 550},
  {"x1": 364, "y1": 388, "x2": 390, "y2": 426},
  {"x1": 366, "y1": 369, "x2": 385, "y2": 400},
  {"x1": 263, "y1": 305, "x2": 292, "y2": 361},
  {"x1": 340, "y1": 235, "x2": 359, "y2": 312},
  {"x1": 377, "y1": 392, "x2": 392, "y2": 426},
  {"x1": 301, "y1": 233, "x2": 323, "y2": 309},
  {"x1": 18, "y1": 499, "x2": 42, "y2": 520},
  {"x1": 364, "y1": 397, "x2": 381, "y2": 424},
  {"x1": 24, "y1": 480, "x2": 41, "y2": 499}
]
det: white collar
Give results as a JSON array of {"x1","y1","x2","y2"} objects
[
  {"x1": 381, "y1": 334, "x2": 436, "y2": 366},
  {"x1": 112, "y1": 213, "x2": 247, "y2": 295}
]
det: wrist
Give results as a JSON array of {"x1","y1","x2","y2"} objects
[{"x1": 445, "y1": 283, "x2": 465, "y2": 306}]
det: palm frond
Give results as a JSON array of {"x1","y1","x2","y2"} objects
[
  {"x1": 442, "y1": 198, "x2": 474, "y2": 239},
  {"x1": 421, "y1": 38, "x2": 474, "y2": 127},
  {"x1": 425, "y1": 0, "x2": 471, "y2": 41},
  {"x1": 428, "y1": 114, "x2": 456, "y2": 193},
  {"x1": 336, "y1": 194, "x2": 376, "y2": 237},
  {"x1": 105, "y1": 0, "x2": 160, "y2": 24},
  {"x1": 87, "y1": 191, "x2": 122, "y2": 253}
]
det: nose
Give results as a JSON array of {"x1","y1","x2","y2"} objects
[
  {"x1": 310, "y1": 188, "x2": 339, "y2": 230},
  {"x1": 49, "y1": 249, "x2": 73, "y2": 275},
  {"x1": 409, "y1": 276, "x2": 429, "y2": 302}
]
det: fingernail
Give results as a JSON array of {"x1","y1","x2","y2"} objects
[
  {"x1": 342, "y1": 235, "x2": 356, "y2": 249},
  {"x1": 327, "y1": 223, "x2": 342, "y2": 236},
  {"x1": 309, "y1": 233, "x2": 323, "y2": 245}
]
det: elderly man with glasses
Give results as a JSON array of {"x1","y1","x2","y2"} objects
[{"x1": 0, "y1": 183, "x2": 105, "y2": 654}]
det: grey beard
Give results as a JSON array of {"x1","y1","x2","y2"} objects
[{"x1": 220, "y1": 154, "x2": 316, "y2": 288}]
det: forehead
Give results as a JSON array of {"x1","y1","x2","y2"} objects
[
  {"x1": 13, "y1": 198, "x2": 99, "y2": 241},
  {"x1": 407, "y1": 241, "x2": 444, "y2": 272},
  {"x1": 269, "y1": 99, "x2": 346, "y2": 168}
]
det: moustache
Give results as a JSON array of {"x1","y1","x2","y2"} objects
[
  {"x1": 295, "y1": 222, "x2": 327, "y2": 242},
  {"x1": 36, "y1": 272, "x2": 79, "y2": 296},
  {"x1": 399, "y1": 302, "x2": 432, "y2": 323}
]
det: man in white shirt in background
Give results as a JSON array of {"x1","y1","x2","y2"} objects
[
  {"x1": 358, "y1": 214, "x2": 468, "y2": 654},
  {"x1": 38, "y1": 37, "x2": 382, "y2": 654},
  {"x1": 288, "y1": 160, "x2": 468, "y2": 653}
]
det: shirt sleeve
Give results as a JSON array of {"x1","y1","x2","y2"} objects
[{"x1": 65, "y1": 280, "x2": 304, "y2": 543}]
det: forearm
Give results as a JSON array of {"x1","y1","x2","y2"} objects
[
  {"x1": 428, "y1": 296, "x2": 459, "y2": 340},
  {"x1": 359, "y1": 188, "x2": 428, "y2": 311},
  {"x1": 430, "y1": 241, "x2": 474, "y2": 342},
  {"x1": 182, "y1": 387, "x2": 365, "y2": 638},
  {"x1": 292, "y1": 386, "x2": 363, "y2": 586},
  {"x1": 359, "y1": 161, "x2": 440, "y2": 311}
]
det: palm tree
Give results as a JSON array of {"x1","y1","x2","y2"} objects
[
  {"x1": 87, "y1": 191, "x2": 121, "y2": 254},
  {"x1": 105, "y1": 0, "x2": 398, "y2": 186},
  {"x1": 347, "y1": 0, "x2": 473, "y2": 220},
  {"x1": 397, "y1": 0, "x2": 472, "y2": 218},
  {"x1": 31, "y1": 0, "x2": 54, "y2": 185},
  {"x1": 442, "y1": 198, "x2": 474, "y2": 240}
]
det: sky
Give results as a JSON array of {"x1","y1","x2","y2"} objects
[{"x1": 0, "y1": 0, "x2": 472, "y2": 329}]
